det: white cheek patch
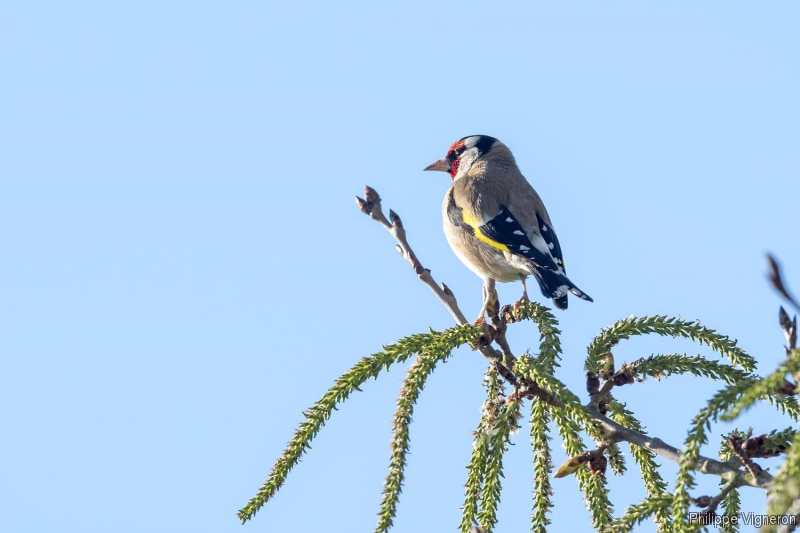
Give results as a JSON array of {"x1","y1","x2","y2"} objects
[{"x1": 452, "y1": 149, "x2": 479, "y2": 181}]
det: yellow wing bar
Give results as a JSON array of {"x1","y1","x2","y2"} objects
[{"x1": 461, "y1": 211, "x2": 510, "y2": 252}]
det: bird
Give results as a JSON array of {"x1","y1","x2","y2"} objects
[{"x1": 423, "y1": 135, "x2": 592, "y2": 324}]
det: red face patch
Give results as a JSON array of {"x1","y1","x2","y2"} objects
[
  {"x1": 449, "y1": 159, "x2": 460, "y2": 179},
  {"x1": 447, "y1": 140, "x2": 466, "y2": 158},
  {"x1": 446, "y1": 140, "x2": 466, "y2": 179}
]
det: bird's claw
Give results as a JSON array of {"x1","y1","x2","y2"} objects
[{"x1": 502, "y1": 298, "x2": 528, "y2": 323}]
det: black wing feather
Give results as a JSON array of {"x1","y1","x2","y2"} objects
[
  {"x1": 479, "y1": 206, "x2": 560, "y2": 271},
  {"x1": 535, "y1": 213, "x2": 566, "y2": 271}
]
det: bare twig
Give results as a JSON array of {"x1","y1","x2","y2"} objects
[
  {"x1": 729, "y1": 434, "x2": 762, "y2": 481},
  {"x1": 768, "y1": 255, "x2": 800, "y2": 313},
  {"x1": 711, "y1": 479, "x2": 740, "y2": 511},
  {"x1": 356, "y1": 186, "x2": 468, "y2": 324},
  {"x1": 584, "y1": 403, "x2": 773, "y2": 489},
  {"x1": 589, "y1": 379, "x2": 616, "y2": 413},
  {"x1": 356, "y1": 186, "x2": 516, "y2": 381},
  {"x1": 780, "y1": 307, "x2": 798, "y2": 356}
]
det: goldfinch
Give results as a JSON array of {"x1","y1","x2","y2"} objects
[{"x1": 424, "y1": 135, "x2": 592, "y2": 322}]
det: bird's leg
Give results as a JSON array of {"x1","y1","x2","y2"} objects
[
  {"x1": 474, "y1": 279, "x2": 501, "y2": 347},
  {"x1": 512, "y1": 274, "x2": 530, "y2": 320},
  {"x1": 485, "y1": 283, "x2": 513, "y2": 359},
  {"x1": 518, "y1": 274, "x2": 530, "y2": 303},
  {"x1": 484, "y1": 280, "x2": 500, "y2": 325},
  {"x1": 474, "y1": 279, "x2": 494, "y2": 326}
]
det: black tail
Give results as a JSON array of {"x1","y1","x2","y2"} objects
[{"x1": 530, "y1": 267, "x2": 593, "y2": 311}]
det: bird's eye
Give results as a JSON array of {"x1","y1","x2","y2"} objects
[
  {"x1": 450, "y1": 146, "x2": 465, "y2": 159},
  {"x1": 448, "y1": 140, "x2": 467, "y2": 160}
]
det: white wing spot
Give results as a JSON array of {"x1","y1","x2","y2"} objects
[
  {"x1": 506, "y1": 217, "x2": 514, "y2": 223},
  {"x1": 519, "y1": 245, "x2": 530, "y2": 251},
  {"x1": 541, "y1": 226, "x2": 548, "y2": 232},
  {"x1": 513, "y1": 230, "x2": 525, "y2": 235},
  {"x1": 548, "y1": 243, "x2": 554, "y2": 250}
]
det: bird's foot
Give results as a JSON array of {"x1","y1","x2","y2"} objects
[
  {"x1": 500, "y1": 304, "x2": 518, "y2": 324},
  {"x1": 513, "y1": 300, "x2": 524, "y2": 321},
  {"x1": 515, "y1": 276, "x2": 530, "y2": 311},
  {"x1": 510, "y1": 292, "x2": 530, "y2": 320},
  {"x1": 515, "y1": 292, "x2": 529, "y2": 308}
]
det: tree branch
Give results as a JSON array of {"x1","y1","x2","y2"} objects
[
  {"x1": 356, "y1": 186, "x2": 517, "y2": 383},
  {"x1": 356, "y1": 186, "x2": 774, "y2": 493},
  {"x1": 584, "y1": 402, "x2": 773, "y2": 489}
]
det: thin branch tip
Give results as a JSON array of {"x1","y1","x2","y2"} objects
[
  {"x1": 364, "y1": 185, "x2": 380, "y2": 204},
  {"x1": 389, "y1": 209, "x2": 401, "y2": 226},
  {"x1": 355, "y1": 195, "x2": 371, "y2": 214},
  {"x1": 356, "y1": 186, "x2": 469, "y2": 325},
  {"x1": 768, "y1": 254, "x2": 800, "y2": 311},
  {"x1": 779, "y1": 306, "x2": 797, "y2": 352}
]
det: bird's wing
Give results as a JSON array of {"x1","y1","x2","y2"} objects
[
  {"x1": 446, "y1": 188, "x2": 562, "y2": 272},
  {"x1": 473, "y1": 206, "x2": 562, "y2": 272},
  {"x1": 534, "y1": 213, "x2": 566, "y2": 272}
]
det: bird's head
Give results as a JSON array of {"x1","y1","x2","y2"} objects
[{"x1": 423, "y1": 135, "x2": 501, "y2": 181}]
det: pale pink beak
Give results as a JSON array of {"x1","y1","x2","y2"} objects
[{"x1": 423, "y1": 158, "x2": 450, "y2": 173}]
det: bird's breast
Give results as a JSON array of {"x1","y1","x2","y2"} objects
[{"x1": 441, "y1": 208, "x2": 528, "y2": 282}]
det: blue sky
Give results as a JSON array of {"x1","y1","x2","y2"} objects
[{"x1": 2, "y1": 1, "x2": 799, "y2": 532}]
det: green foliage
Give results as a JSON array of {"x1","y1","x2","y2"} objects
[
  {"x1": 671, "y1": 354, "x2": 800, "y2": 533},
  {"x1": 530, "y1": 399, "x2": 553, "y2": 533},
  {"x1": 477, "y1": 398, "x2": 521, "y2": 532},
  {"x1": 459, "y1": 368, "x2": 504, "y2": 533},
  {"x1": 240, "y1": 307, "x2": 800, "y2": 532},
  {"x1": 723, "y1": 349, "x2": 800, "y2": 420},
  {"x1": 721, "y1": 478, "x2": 741, "y2": 533},
  {"x1": 376, "y1": 347, "x2": 443, "y2": 532},
  {"x1": 604, "y1": 495, "x2": 673, "y2": 533},
  {"x1": 516, "y1": 349, "x2": 616, "y2": 530},
  {"x1": 625, "y1": 353, "x2": 752, "y2": 384},
  {"x1": 608, "y1": 401, "x2": 671, "y2": 530},
  {"x1": 510, "y1": 302, "x2": 563, "y2": 369},
  {"x1": 237, "y1": 325, "x2": 478, "y2": 523},
  {"x1": 606, "y1": 443, "x2": 626, "y2": 476},
  {"x1": 671, "y1": 379, "x2": 753, "y2": 532},
  {"x1": 586, "y1": 315, "x2": 756, "y2": 374},
  {"x1": 514, "y1": 355, "x2": 596, "y2": 432},
  {"x1": 459, "y1": 367, "x2": 522, "y2": 533},
  {"x1": 765, "y1": 428, "x2": 800, "y2": 533},
  {"x1": 516, "y1": 303, "x2": 560, "y2": 533},
  {"x1": 461, "y1": 302, "x2": 561, "y2": 533}
]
